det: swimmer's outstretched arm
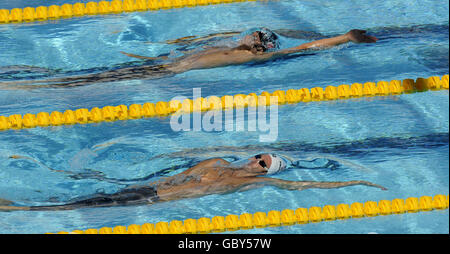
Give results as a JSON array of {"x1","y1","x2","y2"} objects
[
  {"x1": 244, "y1": 178, "x2": 387, "y2": 191},
  {"x1": 257, "y1": 29, "x2": 378, "y2": 61}
]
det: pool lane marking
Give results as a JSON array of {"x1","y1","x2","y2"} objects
[
  {"x1": 0, "y1": 0, "x2": 260, "y2": 24},
  {"x1": 50, "y1": 194, "x2": 449, "y2": 234},
  {"x1": 0, "y1": 75, "x2": 448, "y2": 132}
]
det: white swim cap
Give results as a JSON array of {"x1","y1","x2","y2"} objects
[{"x1": 266, "y1": 154, "x2": 287, "y2": 175}]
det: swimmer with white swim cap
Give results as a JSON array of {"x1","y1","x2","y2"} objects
[
  {"x1": 229, "y1": 153, "x2": 287, "y2": 174},
  {"x1": 266, "y1": 154, "x2": 288, "y2": 174},
  {"x1": 0, "y1": 152, "x2": 386, "y2": 212}
]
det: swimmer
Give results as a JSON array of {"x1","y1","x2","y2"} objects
[
  {"x1": 0, "y1": 29, "x2": 377, "y2": 89},
  {"x1": 0, "y1": 153, "x2": 386, "y2": 211}
]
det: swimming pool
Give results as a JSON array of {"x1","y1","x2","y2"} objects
[{"x1": 0, "y1": 0, "x2": 448, "y2": 234}]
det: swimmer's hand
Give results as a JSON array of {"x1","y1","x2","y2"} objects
[{"x1": 345, "y1": 29, "x2": 378, "y2": 43}]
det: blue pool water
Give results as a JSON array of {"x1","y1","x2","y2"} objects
[{"x1": 0, "y1": 0, "x2": 448, "y2": 234}]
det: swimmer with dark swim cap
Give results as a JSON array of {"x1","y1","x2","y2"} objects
[
  {"x1": 0, "y1": 153, "x2": 386, "y2": 211},
  {"x1": 238, "y1": 27, "x2": 281, "y2": 53},
  {"x1": 1, "y1": 29, "x2": 377, "y2": 89}
]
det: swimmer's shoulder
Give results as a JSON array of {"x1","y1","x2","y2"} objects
[
  {"x1": 181, "y1": 158, "x2": 230, "y2": 175},
  {"x1": 210, "y1": 158, "x2": 230, "y2": 166},
  {"x1": 196, "y1": 158, "x2": 230, "y2": 168}
]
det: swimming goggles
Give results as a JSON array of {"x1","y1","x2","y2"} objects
[{"x1": 254, "y1": 154, "x2": 268, "y2": 169}]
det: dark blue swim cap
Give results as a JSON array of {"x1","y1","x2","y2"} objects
[
  {"x1": 257, "y1": 28, "x2": 280, "y2": 52},
  {"x1": 241, "y1": 27, "x2": 280, "y2": 52}
]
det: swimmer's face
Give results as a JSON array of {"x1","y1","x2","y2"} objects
[
  {"x1": 242, "y1": 153, "x2": 272, "y2": 174},
  {"x1": 240, "y1": 32, "x2": 265, "y2": 53}
]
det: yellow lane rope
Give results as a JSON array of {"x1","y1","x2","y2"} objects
[
  {"x1": 0, "y1": 0, "x2": 260, "y2": 24},
  {"x1": 50, "y1": 194, "x2": 449, "y2": 234},
  {"x1": 0, "y1": 75, "x2": 448, "y2": 132}
]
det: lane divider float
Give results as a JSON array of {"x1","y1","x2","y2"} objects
[
  {"x1": 51, "y1": 194, "x2": 449, "y2": 234},
  {"x1": 0, "y1": 0, "x2": 259, "y2": 24},
  {"x1": 0, "y1": 74, "x2": 448, "y2": 132}
]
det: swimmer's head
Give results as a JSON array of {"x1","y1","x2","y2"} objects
[
  {"x1": 258, "y1": 28, "x2": 279, "y2": 51},
  {"x1": 239, "y1": 28, "x2": 280, "y2": 53},
  {"x1": 264, "y1": 154, "x2": 287, "y2": 175},
  {"x1": 230, "y1": 153, "x2": 287, "y2": 175}
]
